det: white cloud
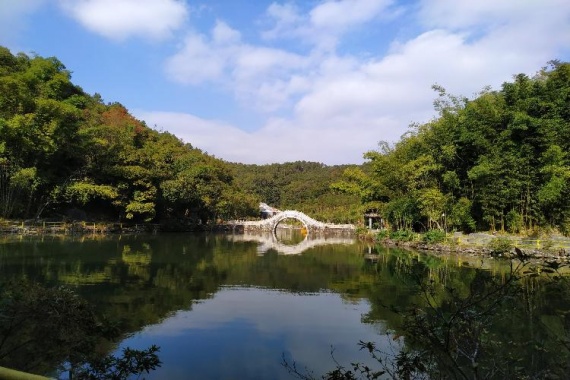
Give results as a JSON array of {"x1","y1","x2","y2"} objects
[
  {"x1": 212, "y1": 20, "x2": 241, "y2": 45},
  {"x1": 158, "y1": 0, "x2": 570, "y2": 164},
  {"x1": 166, "y1": 33, "x2": 229, "y2": 85},
  {"x1": 0, "y1": 0, "x2": 45, "y2": 46},
  {"x1": 263, "y1": 0, "x2": 395, "y2": 50},
  {"x1": 136, "y1": 105, "x2": 400, "y2": 165},
  {"x1": 263, "y1": 2, "x2": 301, "y2": 38},
  {"x1": 165, "y1": 21, "x2": 309, "y2": 112},
  {"x1": 415, "y1": 0, "x2": 570, "y2": 66},
  {"x1": 58, "y1": 0, "x2": 188, "y2": 41},
  {"x1": 3, "y1": 0, "x2": 569, "y2": 165},
  {"x1": 418, "y1": 0, "x2": 569, "y2": 31},
  {"x1": 309, "y1": 0, "x2": 392, "y2": 30}
]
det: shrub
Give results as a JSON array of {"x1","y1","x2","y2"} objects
[
  {"x1": 506, "y1": 209, "x2": 523, "y2": 233},
  {"x1": 355, "y1": 226, "x2": 369, "y2": 236},
  {"x1": 488, "y1": 237, "x2": 513, "y2": 255},
  {"x1": 390, "y1": 229, "x2": 416, "y2": 242},
  {"x1": 376, "y1": 229, "x2": 390, "y2": 240},
  {"x1": 422, "y1": 230, "x2": 446, "y2": 244}
]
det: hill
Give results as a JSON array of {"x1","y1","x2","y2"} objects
[{"x1": 0, "y1": 47, "x2": 258, "y2": 225}]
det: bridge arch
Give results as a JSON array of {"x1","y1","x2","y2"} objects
[
  {"x1": 230, "y1": 210, "x2": 354, "y2": 234},
  {"x1": 271, "y1": 210, "x2": 313, "y2": 233}
]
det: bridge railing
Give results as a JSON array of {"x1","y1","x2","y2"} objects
[{"x1": 227, "y1": 210, "x2": 355, "y2": 231}]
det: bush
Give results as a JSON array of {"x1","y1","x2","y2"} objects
[
  {"x1": 376, "y1": 229, "x2": 390, "y2": 240},
  {"x1": 355, "y1": 226, "x2": 369, "y2": 236},
  {"x1": 506, "y1": 209, "x2": 523, "y2": 233},
  {"x1": 422, "y1": 230, "x2": 446, "y2": 244},
  {"x1": 390, "y1": 229, "x2": 416, "y2": 242},
  {"x1": 488, "y1": 237, "x2": 513, "y2": 255}
]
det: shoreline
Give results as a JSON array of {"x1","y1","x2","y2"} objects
[
  {"x1": 2, "y1": 220, "x2": 570, "y2": 262},
  {"x1": 373, "y1": 233, "x2": 570, "y2": 263}
]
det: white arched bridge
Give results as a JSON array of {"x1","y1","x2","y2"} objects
[{"x1": 228, "y1": 210, "x2": 355, "y2": 234}]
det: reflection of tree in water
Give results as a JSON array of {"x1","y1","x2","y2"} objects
[
  {"x1": 1, "y1": 235, "x2": 570, "y2": 378},
  {"x1": 275, "y1": 226, "x2": 306, "y2": 246},
  {"x1": 0, "y1": 280, "x2": 161, "y2": 378},
  {"x1": 122, "y1": 244, "x2": 152, "y2": 282},
  {"x1": 331, "y1": 250, "x2": 570, "y2": 379}
]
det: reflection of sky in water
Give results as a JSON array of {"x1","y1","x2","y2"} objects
[{"x1": 120, "y1": 287, "x2": 390, "y2": 379}]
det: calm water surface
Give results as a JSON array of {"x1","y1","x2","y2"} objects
[{"x1": 0, "y1": 232, "x2": 568, "y2": 379}]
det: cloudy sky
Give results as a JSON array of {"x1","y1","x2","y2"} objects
[{"x1": 1, "y1": 0, "x2": 569, "y2": 164}]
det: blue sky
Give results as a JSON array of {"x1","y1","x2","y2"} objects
[{"x1": 1, "y1": 0, "x2": 569, "y2": 164}]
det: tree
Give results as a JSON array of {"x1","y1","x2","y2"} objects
[{"x1": 344, "y1": 62, "x2": 570, "y2": 234}]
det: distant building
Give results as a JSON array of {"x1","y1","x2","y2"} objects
[
  {"x1": 260, "y1": 203, "x2": 280, "y2": 219},
  {"x1": 364, "y1": 209, "x2": 383, "y2": 229}
]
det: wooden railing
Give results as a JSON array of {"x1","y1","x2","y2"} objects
[{"x1": 0, "y1": 220, "x2": 161, "y2": 235}]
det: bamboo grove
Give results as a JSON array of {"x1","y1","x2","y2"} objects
[{"x1": 333, "y1": 61, "x2": 570, "y2": 234}]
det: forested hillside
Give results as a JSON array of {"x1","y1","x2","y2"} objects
[
  {"x1": 334, "y1": 61, "x2": 570, "y2": 234},
  {"x1": 230, "y1": 161, "x2": 362, "y2": 223},
  {"x1": 2, "y1": 46, "x2": 568, "y2": 233},
  {"x1": 0, "y1": 47, "x2": 258, "y2": 225}
]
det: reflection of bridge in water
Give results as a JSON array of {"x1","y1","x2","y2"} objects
[{"x1": 226, "y1": 232, "x2": 357, "y2": 255}]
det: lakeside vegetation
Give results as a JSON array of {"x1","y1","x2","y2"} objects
[
  {"x1": 333, "y1": 60, "x2": 570, "y2": 235},
  {"x1": 2, "y1": 44, "x2": 570, "y2": 380},
  {"x1": 1, "y1": 46, "x2": 569, "y2": 237}
]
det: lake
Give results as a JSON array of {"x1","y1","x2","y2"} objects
[{"x1": 0, "y1": 232, "x2": 569, "y2": 379}]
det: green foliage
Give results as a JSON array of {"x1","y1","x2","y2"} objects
[
  {"x1": 385, "y1": 197, "x2": 419, "y2": 231},
  {"x1": 417, "y1": 188, "x2": 445, "y2": 230},
  {"x1": 355, "y1": 226, "x2": 370, "y2": 237},
  {"x1": 125, "y1": 200, "x2": 156, "y2": 221},
  {"x1": 73, "y1": 345, "x2": 161, "y2": 380},
  {"x1": 65, "y1": 182, "x2": 118, "y2": 205},
  {"x1": 0, "y1": 47, "x2": 257, "y2": 224},
  {"x1": 389, "y1": 230, "x2": 416, "y2": 242},
  {"x1": 505, "y1": 209, "x2": 523, "y2": 233},
  {"x1": 487, "y1": 237, "x2": 513, "y2": 255},
  {"x1": 450, "y1": 197, "x2": 476, "y2": 233},
  {"x1": 330, "y1": 166, "x2": 378, "y2": 203},
  {"x1": 2, "y1": 46, "x2": 568, "y2": 233},
  {"x1": 351, "y1": 61, "x2": 570, "y2": 234},
  {"x1": 0, "y1": 281, "x2": 101, "y2": 373},
  {"x1": 422, "y1": 230, "x2": 446, "y2": 244},
  {"x1": 230, "y1": 161, "x2": 362, "y2": 223},
  {"x1": 376, "y1": 229, "x2": 390, "y2": 240}
]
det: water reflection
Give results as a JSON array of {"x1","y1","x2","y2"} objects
[
  {"x1": 274, "y1": 226, "x2": 307, "y2": 246},
  {"x1": 0, "y1": 234, "x2": 569, "y2": 379},
  {"x1": 227, "y1": 230, "x2": 356, "y2": 255},
  {"x1": 121, "y1": 287, "x2": 385, "y2": 380}
]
